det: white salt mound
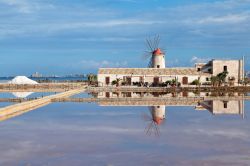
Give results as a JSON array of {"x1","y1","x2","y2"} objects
[{"x1": 8, "y1": 76, "x2": 38, "y2": 84}]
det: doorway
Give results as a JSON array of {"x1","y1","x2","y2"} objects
[{"x1": 182, "y1": 77, "x2": 188, "y2": 85}]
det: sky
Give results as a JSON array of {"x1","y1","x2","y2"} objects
[{"x1": 0, "y1": 0, "x2": 250, "y2": 76}]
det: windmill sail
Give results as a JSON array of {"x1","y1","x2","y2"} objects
[{"x1": 142, "y1": 35, "x2": 166, "y2": 68}]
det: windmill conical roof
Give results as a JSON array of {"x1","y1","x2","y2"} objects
[
  {"x1": 152, "y1": 48, "x2": 163, "y2": 55},
  {"x1": 153, "y1": 117, "x2": 164, "y2": 125}
]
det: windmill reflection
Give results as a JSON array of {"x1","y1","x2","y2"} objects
[{"x1": 143, "y1": 106, "x2": 166, "y2": 136}]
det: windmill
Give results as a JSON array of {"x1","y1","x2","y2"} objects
[
  {"x1": 143, "y1": 35, "x2": 166, "y2": 68},
  {"x1": 142, "y1": 105, "x2": 166, "y2": 136}
]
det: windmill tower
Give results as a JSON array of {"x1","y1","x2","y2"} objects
[
  {"x1": 143, "y1": 105, "x2": 166, "y2": 136},
  {"x1": 144, "y1": 35, "x2": 166, "y2": 68}
]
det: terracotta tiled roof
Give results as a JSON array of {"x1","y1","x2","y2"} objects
[{"x1": 98, "y1": 68, "x2": 210, "y2": 76}]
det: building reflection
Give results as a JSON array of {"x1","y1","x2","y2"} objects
[
  {"x1": 97, "y1": 91, "x2": 246, "y2": 136},
  {"x1": 97, "y1": 91, "x2": 245, "y2": 117},
  {"x1": 0, "y1": 91, "x2": 247, "y2": 127},
  {"x1": 198, "y1": 100, "x2": 244, "y2": 117}
]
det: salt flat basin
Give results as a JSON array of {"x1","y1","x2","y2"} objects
[
  {"x1": 0, "y1": 96, "x2": 249, "y2": 166},
  {"x1": 0, "y1": 92, "x2": 58, "y2": 99}
]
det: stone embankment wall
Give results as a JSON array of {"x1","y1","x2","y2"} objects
[{"x1": 0, "y1": 83, "x2": 87, "y2": 92}]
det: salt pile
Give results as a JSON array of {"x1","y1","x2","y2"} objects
[{"x1": 8, "y1": 76, "x2": 38, "y2": 84}]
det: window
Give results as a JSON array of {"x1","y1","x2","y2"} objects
[
  {"x1": 157, "y1": 65, "x2": 160, "y2": 68},
  {"x1": 224, "y1": 66, "x2": 227, "y2": 72},
  {"x1": 197, "y1": 68, "x2": 201, "y2": 71},
  {"x1": 208, "y1": 69, "x2": 212, "y2": 73},
  {"x1": 105, "y1": 92, "x2": 110, "y2": 98},
  {"x1": 206, "y1": 77, "x2": 209, "y2": 81},
  {"x1": 223, "y1": 101, "x2": 228, "y2": 108},
  {"x1": 105, "y1": 77, "x2": 110, "y2": 85},
  {"x1": 139, "y1": 76, "x2": 144, "y2": 82}
]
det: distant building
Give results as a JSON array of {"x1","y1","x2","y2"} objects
[{"x1": 31, "y1": 72, "x2": 42, "y2": 78}]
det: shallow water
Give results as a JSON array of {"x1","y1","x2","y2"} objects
[
  {"x1": 0, "y1": 92, "x2": 58, "y2": 99},
  {"x1": 0, "y1": 94, "x2": 250, "y2": 166}
]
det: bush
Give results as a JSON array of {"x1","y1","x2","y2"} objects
[{"x1": 190, "y1": 79, "x2": 200, "y2": 85}]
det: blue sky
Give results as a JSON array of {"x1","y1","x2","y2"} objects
[{"x1": 0, "y1": 0, "x2": 250, "y2": 76}]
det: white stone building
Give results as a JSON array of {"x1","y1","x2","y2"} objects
[
  {"x1": 97, "y1": 47, "x2": 244, "y2": 86},
  {"x1": 98, "y1": 67, "x2": 210, "y2": 86}
]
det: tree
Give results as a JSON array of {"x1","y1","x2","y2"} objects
[
  {"x1": 217, "y1": 71, "x2": 228, "y2": 86},
  {"x1": 210, "y1": 76, "x2": 219, "y2": 87},
  {"x1": 87, "y1": 74, "x2": 97, "y2": 84}
]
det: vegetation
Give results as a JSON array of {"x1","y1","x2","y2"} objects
[
  {"x1": 111, "y1": 78, "x2": 122, "y2": 87},
  {"x1": 190, "y1": 79, "x2": 200, "y2": 86},
  {"x1": 87, "y1": 74, "x2": 97, "y2": 85},
  {"x1": 162, "y1": 79, "x2": 181, "y2": 87},
  {"x1": 211, "y1": 71, "x2": 228, "y2": 87},
  {"x1": 243, "y1": 77, "x2": 250, "y2": 86}
]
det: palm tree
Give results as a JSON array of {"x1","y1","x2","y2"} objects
[
  {"x1": 210, "y1": 71, "x2": 228, "y2": 87},
  {"x1": 217, "y1": 71, "x2": 228, "y2": 86}
]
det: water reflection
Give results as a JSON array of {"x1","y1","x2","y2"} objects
[
  {"x1": 96, "y1": 91, "x2": 247, "y2": 136},
  {"x1": 199, "y1": 100, "x2": 244, "y2": 117},
  {"x1": 0, "y1": 91, "x2": 247, "y2": 127},
  {"x1": 143, "y1": 106, "x2": 165, "y2": 136},
  {"x1": 11, "y1": 92, "x2": 33, "y2": 98},
  {"x1": 0, "y1": 91, "x2": 249, "y2": 165}
]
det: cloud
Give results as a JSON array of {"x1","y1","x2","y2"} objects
[
  {"x1": 185, "y1": 128, "x2": 250, "y2": 141},
  {"x1": 190, "y1": 56, "x2": 210, "y2": 63},
  {"x1": 78, "y1": 60, "x2": 128, "y2": 69},
  {"x1": 0, "y1": 141, "x2": 43, "y2": 165},
  {"x1": 0, "y1": 0, "x2": 54, "y2": 13},
  {"x1": 195, "y1": 13, "x2": 250, "y2": 24}
]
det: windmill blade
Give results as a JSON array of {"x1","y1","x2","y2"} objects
[
  {"x1": 156, "y1": 35, "x2": 160, "y2": 49},
  {"x1": 153, "y1": 35, "x2": 158, "y2": 50},
  {"x1": 148, "y1": 57, "x2": 153, "y2": 68},
  {"x1": 161, "y1": 48, "x2": 166, "y2": 54},
  {"x1": 153, "y1": 123, "x2": 160, "y2": 136},
  {"x1": 146, "y1": 38, "x2": 154, "y2": 52},
  {"x1": 141, "y1": 51, "x2": 152, "y2": 60},
  {"x1": 145, "y1": 121, "x2": 154, "y2": 136}
]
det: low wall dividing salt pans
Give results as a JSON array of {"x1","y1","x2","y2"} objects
[{"x1": 0, "y1": 87, "x2": 86, "y2": 121}]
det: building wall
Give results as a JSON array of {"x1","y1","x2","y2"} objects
[
  {"x1": 98, "y1": 73, "x2": 211, "y2": 86},
  {"x1": 212, "y1": 60, "x2": 243, "y2": 83},
  {"x1": 97, "y1": 91, "x2": 209, "y2": 98}
]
